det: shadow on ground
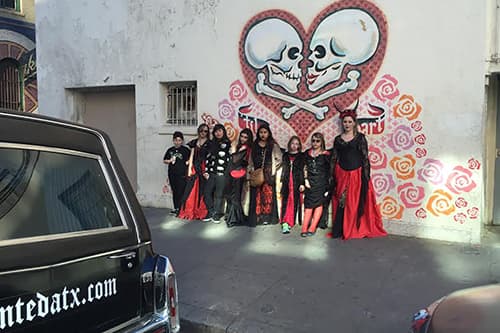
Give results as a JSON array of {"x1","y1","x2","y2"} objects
[{"x1": 144, "y1": 207, "x2": 500, "y2": 333}]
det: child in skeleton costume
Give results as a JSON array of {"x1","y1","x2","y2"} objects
[
  {"x1": 279, "y1": 136, "x2": 305, "y2": 234},
  {"x1": 301, "y1": 133, "x2": 331, "y2": 237},
  {"x1": 329, "y1": 108, "x2": 387, "y2": 239},
  {"x1": 178, "y1": 124, "x2": 211, "y2": 220},
  {"x1": 225, "y1": 129, "x2": 253, "y2": 227},
  {"x1": 202, "y1": 124, "x2": 231, "y2": 223},
  {"x1": 248, "y1": 124, "x2": 282, "y2": 226}
]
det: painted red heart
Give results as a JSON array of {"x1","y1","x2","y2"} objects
[{"x1": 239, "y1": 0, "x2": 387, "y2": 142}]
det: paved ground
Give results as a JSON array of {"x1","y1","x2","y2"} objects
[{"x1": 144, "y1": 207, "x2": 500, "y2": 333}]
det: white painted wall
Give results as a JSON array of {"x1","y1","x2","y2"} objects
[{"x1": 35, "y1": 0, "x2": 488, "y2": 243}]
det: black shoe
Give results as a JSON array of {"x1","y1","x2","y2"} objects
[
  {"x1": 307, "y1": 231, "x2": 315, "y2": 236},
  {"x1": 169, "y1": 209, "x2": 178, "y2": 216},
  {"x1": 300, "y1": 232, "x2": 308, "y2": 237},
  {"x1": 202, "y1": 213, "x2": 214, "y2": 222}
]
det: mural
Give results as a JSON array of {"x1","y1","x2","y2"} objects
[
  {"x1": 209, "y1": 0, "x2": 481, "y2": 226},
  {"x1": 239, "y1": 0, "x2": 386, "y2": 140}
]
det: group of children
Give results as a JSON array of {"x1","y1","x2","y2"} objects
[{"x1": 163, "y1": 110, "x2": 387, "y2": 240}]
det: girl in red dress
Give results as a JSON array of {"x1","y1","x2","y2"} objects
[
  {"x1": 178, "y1": 124, "x2": 211, "y2": 220},
  {"x1": 279, "y1": 136, "x2": 305, "y2": 234},
  {"x1": 329, "y1": 109, "x2": 387, "y2": 239}
]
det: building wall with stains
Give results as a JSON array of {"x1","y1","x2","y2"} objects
[{"x1": 36, "y1": 0, "x2": 488, "y2": 243}]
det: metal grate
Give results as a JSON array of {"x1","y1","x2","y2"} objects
[
  {"x1": 165, "y1": 82, "x2": 197, "y2": 126},
  {"x1": 0, "y1": 59, "x2": 22, "y2": 111},
  {"x1": 0, "y1": 0, "x2": 16, "y2": 10}
]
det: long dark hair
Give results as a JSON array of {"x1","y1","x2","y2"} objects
[
  {"x1": 254, "y1": 123, "x2": 275, "y2": 146},
  {"x1": 237, "y1": 128, "x2": 254, "y2": 150}
]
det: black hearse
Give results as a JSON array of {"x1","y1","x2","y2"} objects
[{"x1": 0, "y1": 110, "x2": 179, "y2": 332}]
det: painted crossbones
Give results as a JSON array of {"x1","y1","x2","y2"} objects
[
  {"x1": 255, "y1": 71, "x2": 360, "y2": 120},
  {"x1": 281, "y1": 70, "x2": 360, "y2": 120}
]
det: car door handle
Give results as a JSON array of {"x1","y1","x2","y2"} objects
[{"x1": 108, "y1": 251, "x2": 136, "y2": 260}]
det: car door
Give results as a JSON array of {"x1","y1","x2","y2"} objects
[{"x1": 0, "y1": 144, "x2": 142, "y2": 332}]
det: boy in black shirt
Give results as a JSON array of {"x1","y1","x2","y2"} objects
[{"x1": 163, "y1": 131, "x2": 190, "y2": 216}]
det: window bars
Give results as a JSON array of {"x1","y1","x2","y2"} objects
[
  {"x1": 165, "y1": 82, "x2": 197, "y2": 126},
  {"x1": 0, "y1": 59, "x2": 22, "y2": 111}
]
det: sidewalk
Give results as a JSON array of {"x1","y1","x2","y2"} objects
[{"x1": 144, "y1": 207, "x2": 500, "y2": 333}]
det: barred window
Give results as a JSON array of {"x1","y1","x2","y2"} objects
[
  {"x1": 164, "y1": 81, "x2": 197, "y2": 126},
  {"x1": 0, "y1": 58, "x2": 22, "y2": 111},
  {"x1": 0, "y1": 0, "x2": 18, "y2": 11}
]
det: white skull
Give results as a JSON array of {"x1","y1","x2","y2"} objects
[
  {"x1": 307, "y1": 9, "x2": 380, "y2": 92},
  {"x1": 244, "y1": 18, "x2": 303, "y2": 93}
]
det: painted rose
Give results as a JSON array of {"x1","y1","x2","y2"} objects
[
  {"x1": 417, "y1": 159, "x2": 445, "y2": 185},
  {"x1": 411, "y1": 121, "x2": 423, "y2": 132},
  {"x1": 415, "y1": 148, "x2": 427, "y2": 158},
  {"x1": 389, "y1": 154, "x2": 416, "y2": 180},
  {"x1": 397, "y1": 183, "x2": 425, "y2": 208},
  {"x1": 372, "y1": 173, "x2": 396, "y2": 196},
  {"x1": 455, "y1": 197, "x2": 468, "y2": 209},
  {"x1": 218, "y1": 99, "x2": 235, "y2": 120},
  {"x1": 467, "y1": 207, "x2": 479, "y2": 219},
  {"x1": 373, "y1": 74, "x2": 400, "y2": 102},
  {"x1": 228, "y1": 80, "x2": 248, "y2": 103},
  {"x1": 415, "y1": 208, "x2": 427, "y2": 219},
  {"x1": 387, "y1": 125, "x2": 414, "y2": 153},
  {"x1": 392, "y1": 94, "x2": 422, "y2": 120},
  {"x1": 414, "y1": 134, "x2": 426, "y2": 145},
  {"x1": 453, "y1": 213, "x2": 467, "y2": 224},
  {"x1": 378, "y1": 196, "x2": 404, "y2": 219},
  {"x1": 445, "y1": 166, "x2": 477, "y2": 194},
  {"x1": 369, "y1": 146, "x2": 387, "y2": 170},
  {"x1": 426, "y1": 189, "x2": 456, "y2": 217},
  {"x1": 201, "y1": 113, "x2": 219, "y2": 128},
  {"x1": 467, "y1": 158, "x2": 481, "y2": 170},
  {"x1": 224, "y1": 122, "x2": 239, "y2": 142}
]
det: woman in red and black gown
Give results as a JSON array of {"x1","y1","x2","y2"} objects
[
  {"x1": 329, "y1": 110, "x2": 387, "y2": 239},
  {"x1": 280, "y1": 136, "x2": 305, "y2": 234},
  {"x1": 248, "y1": 124, "x2": 282, "y2": 226},
  {"x1": 178, "y1": 124, "x2": 211, "y2": 220}
]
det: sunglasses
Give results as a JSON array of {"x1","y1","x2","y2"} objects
[{"x1": 312, "y1": 139, "x2": 321, "y2": 143}]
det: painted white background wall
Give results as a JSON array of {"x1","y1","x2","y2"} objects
[{"x1": 36, "y1": 0, "x2": 487, "y2": 243}]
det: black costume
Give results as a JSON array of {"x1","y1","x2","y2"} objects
[{"x1": 163, "y1": 145, "x2": 190, "y2": 211}]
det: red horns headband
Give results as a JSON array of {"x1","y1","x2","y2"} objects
[{"x1": 334, "y1": 100, "x2": 359, "y2": 121}]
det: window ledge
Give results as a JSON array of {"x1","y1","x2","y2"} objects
[
  {"x1": 158, "y1": 124, "x2": 198, "y2": 136},
  {"x1": 0, "y1": 7, "x2": 24, "y2": 18}
]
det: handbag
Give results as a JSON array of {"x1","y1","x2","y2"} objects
[
  {"x1": 249, "y1": 148, "x2": 267, "y2": 187},
  {"x1": 249, "y1": 168, "x2": 265, "y2": 187}
]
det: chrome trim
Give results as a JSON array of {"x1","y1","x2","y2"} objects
[
  {"x1": 0, "y1": 112, "x2": 141, "y2": 243},
  {"x1": 116, "y1": 313, "x2": 171, "y2": 333},
  {"x1": 102, "y1": 316, "x2": 141, "y2": 333},
  {"x1": 0, "y1": 241, "x2": 152, "y2": 276},
  {"x1": 109, "y1": 251, "x2": 137, "y2": 260},
  {"x1": 0, "y1": 226, "x2": 128, "y2": 247},
  {"x1": 0, "y1": 143, "x2": 129, "y2": 245},
  {"x1": 0, "y1": 142, "x2": 102, "y2": 159}
]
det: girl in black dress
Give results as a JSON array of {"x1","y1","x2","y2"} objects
[
  {"x1": 225, "y1": 129, "x2": 253, "y2": 227},
  {"x1": 301, "y1": 132, "x2": 331, "y2": 237}
]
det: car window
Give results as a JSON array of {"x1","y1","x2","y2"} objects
[{"x1": 0, "y1": 146, "x2": 124, "y2": 241}]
